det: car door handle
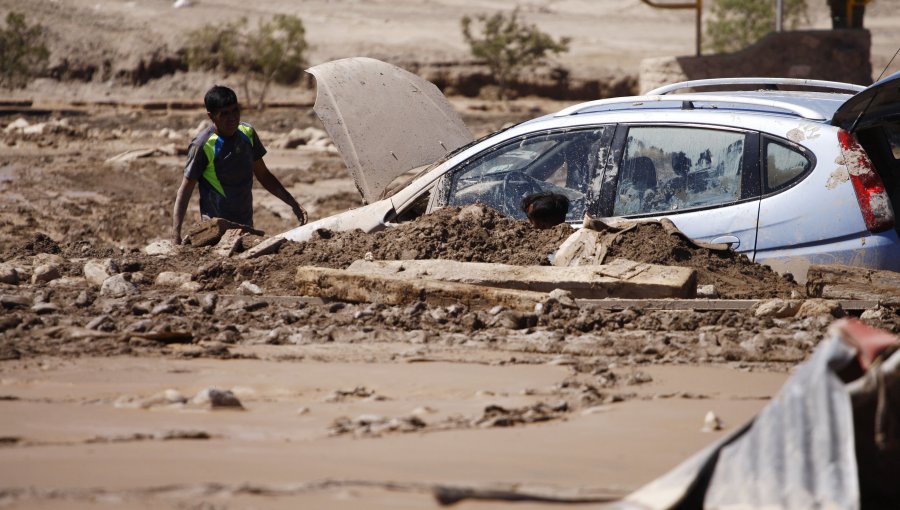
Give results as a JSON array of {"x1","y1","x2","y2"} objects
[{"x1": 710, "y1": 235, "x2": 740, "y2": 249}]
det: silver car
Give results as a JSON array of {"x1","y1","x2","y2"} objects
[{"x1": 282, "y1": 58, "x2": 900, "y2": 282}]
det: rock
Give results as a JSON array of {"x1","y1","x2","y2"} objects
[
  {"x1": 697, "y1": 284, "x2": 719, "y2": 298},
  {"x1": 213, "y1": 229, "x2": 244, "y2": 257},
  {"x1": 48, "y1": 276, "x2": 86, "y2": 288},
  {"x1": 33, "y1": 253, "x2": 65, "y2": 268},
  {"x1": 151, "y1": 303, "x2": 177, "y2": 315},
  {"x1": 860, "y1": 306, "x2": 891, "y2": 322},
  {"x1": 192, "y1": 388, "x2": 243, "y2": 409},
  {"x1": 236, "y1": 236, "x2": 285, "y2": 259},
  {"x1": 296, "y1": 406, "x2": 311, "y2": 415},
  {"x1": 5, "y1": 117, "x2": 29, "y2": 132},
  {"x1": 200, "y1": 293, "x2": 218, "y2": 314},
  {"x1": 702, "y1": 410, "x2": 723, "y2": 432},
  {"x1": 179, "y1": 281, "x2": 203, "y2": 292},
  {"x1": 31, "y1": 302, "x2": 60, "y2": 315},
  {"x1": 141, "y1": 389, "x2": 188, "y2": 408},
  {"x1": 100, "y1": 274, "x2": 138, "y2": 298},
  {"x1": 796, "y1": 299, "x2": 844, "y2": 318},
  {"x1": 237, "y1": 281, "x2": 262, "y2": 296},
  {"x1": 86, "y1": 315, "x2": 113, "y2": 330},
  {"x1": 754, "y1": 299, "x2": 801, "y2": 318},
  {"x1": 143, "y1": 240, "x2": 175, "y2": 256},
  {"x1": 75, "y1": 290, "x2": 93, "y2": 307},
  {"x1": 155, "y1": 271, "x2": 192, "y2": 287},
  {"x1": 184, "y1": 218, "x2": 263, "y2": 247},
  {"x1": 0, "y1": 265, "x2": 19, "y2": 285},
  {"x1": 31, "y1": 264, "x2": 62, "y2": 284},
  {"x1": 83, "y1": 258, "x2": 118, "y2": 286}
]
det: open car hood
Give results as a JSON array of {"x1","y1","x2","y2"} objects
[
  {"x1": 307, "y1": 57, "x2": 473, "y2": 204},
  {"x1": 832, "y1": 70, "x2": 900, "y2": 132}
]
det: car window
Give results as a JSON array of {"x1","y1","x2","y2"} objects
[
  {"x1": 612, "y1": 127, "x2": 745, "y2": 216},
  {"x1": 446, "y1": 128, "x2": 608, "y2": 220},
  {"x1": 765, "y1": 140, "x2": 810, "y2": 191}
]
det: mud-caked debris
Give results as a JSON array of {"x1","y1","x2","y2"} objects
[
  {"x1": 474, "y1": 402, "x2": 569, "y2": 428},
  {"x1": 322, "y1": 386, "x2": 388, "y2": 403},
  {"x1": 329, "y1": 413, "x2": 426, "y2": 437},
  {"x1": 191, "y1": 388, "x2": 244, "y2": 409}
]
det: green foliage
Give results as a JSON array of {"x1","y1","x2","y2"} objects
[
  {"x1": 185, "y1": 14, "x2": 309, "y2": 108},
  {"x1": 0, "y1": 12, "x2": 50, "y2": 89},
  {"x1": 461, "y1": 8, "x2": 570, "y2": 100},
  {"x1": 706, "y1": 0, "x2": 808, "y2": 54}
]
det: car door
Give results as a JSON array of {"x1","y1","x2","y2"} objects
[
  {"x1": 597, "y1": 124, "x2": 761, "y2": 254},
  {"x1": 439, "y1": 126, "x2": 614, "y2": 222}
]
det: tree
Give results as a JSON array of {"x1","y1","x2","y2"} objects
[
  {"x1": 185, "y1": 14, "x2": 309, "y2": 109},
  {"x1": 705, "y1": 0, "x2": 808, "y2": 54},
  {"x1": 461, "y1": 8, "x2": 570, "y2": 100},
  {"x1": 0, "y1": 12, "x2": 50, "y2": 89}
]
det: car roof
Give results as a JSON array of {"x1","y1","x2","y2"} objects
[{"x1": 540, "y1": 77, "x2": 870, "y2": 124}]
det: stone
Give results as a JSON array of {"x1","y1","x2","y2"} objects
[
  {"x1": 237, "y1": 236, "x2": 285, "y2": 259},
  {"x1": 192, "y1": 388, "x2": 243, "y2": 409},
  {"x1": 75, "y1": 290, "x2": 93, "y2": 307},
  {"x1": 796, "y1": 299, "x2": 844, "y2": 318},
  {"x1": 33, "y1": 254, "x2": 65, "y2": 268},
  {"x1": 0, "y1": 265, "x2": 19, "y2": 285},
  {"x1": 31, "y1": 264, "x2": 61, "y2": 284},
  {"x1": 697, "y1": 284, "x2": 719, "y2": 298},
  {"x1": 83, "y1": 259, "x2": 118, "y2": 286},
  {"x1": 213, "y1": 229, "x2": 244, "y2": 257},
  {"x1": 48, "y1": 276, "x2": 86, "y2": 288},
  {"x1": 100, "y1": 274, "x2": 138, "y2": 298},
  {"x1": 184, "y1": 218, "x2": 263, "y2": 247},
  {"x1": 143, "y1": 240, "x2": 175, "y2": 256},
  {"x1": 155, "y1": 271, "x2": 192, "y2": 287},
  {"x1": 702, "y1": 410, "x2": 723, "y2": 432},
  {"x1": 237, "y1": 281, "x2": 262, "y2": 296},
  {"x1": 200, "y1": 293, "x2": 218, "y2": 314},
  {"x1": 179, "y1": 281, "x2": 203, "y2": 292},
  {"x1": 86, "y1": 315, "x2": 113, "y2": 330},
  {"x1": 754, "y1": 299, "x2": 801, "y2": 318},
  {"x1": 31, "y1": 302, "x2": 59, "y2": 315}
]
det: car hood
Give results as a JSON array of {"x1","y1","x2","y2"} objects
[
  {"x1": 307, "y1": 57, "x2": 473, "y2": 204},
  {"x1": 832, "y1": 70, "x2": 900, "y2": 132}
]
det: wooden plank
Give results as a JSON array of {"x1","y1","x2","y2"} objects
[
  {"x1": 296, "y1": 266, "x2": 548, "y2": 311},
  {"x1": 806, "y1": 265, "x2": 900, "y2": 304},
  {"x1": 345, "y1": 259, "x2": 697, "y2": 299}
]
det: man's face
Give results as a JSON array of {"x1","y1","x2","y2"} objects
[{"x1": 208, "y1": 103, "x2": 241, "y2": 137}]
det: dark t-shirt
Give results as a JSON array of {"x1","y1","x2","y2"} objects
[{"x1": 184, "y1": 122, "x2": 267, "y2": 226}]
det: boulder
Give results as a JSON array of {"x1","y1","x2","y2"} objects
[
  {"x1": 31, "y1": 264, "x2": 61, "y2": 284},
  {"x1": 83, "y1": 258, "x2": 119, "y2": 286},
  {"x1": 100, "y1": 274, "x2": 138, "y2": 298}
]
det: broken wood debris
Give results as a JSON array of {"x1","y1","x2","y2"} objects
[{"x1": 806, "y1": 264, "x2": 900, "y2": 305}]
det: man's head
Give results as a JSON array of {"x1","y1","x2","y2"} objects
[
  {"x1": 204, "y1": 85, "x2": 241, "y2": 137},
  {"x1": 521, "y1": 191, "x2": 570, "y2": 229}
]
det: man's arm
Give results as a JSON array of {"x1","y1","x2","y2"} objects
[
  {"x1": 252, "y1": 158, "x2": 308, "y2": 225},
  {"x1": 172, "y1": 176, "x2": 197, "y2": 245}
]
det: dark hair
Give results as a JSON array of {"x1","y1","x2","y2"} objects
[
  {"x1": 204, "y1": 85, "x2": 238, "y2": 113},
  {"x1": 521, "y1": 191, "x2": 570, "y2": 227}
]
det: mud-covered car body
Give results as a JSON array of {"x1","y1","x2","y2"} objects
[{"x1": 282, "y1": 58, "x2": 900, "y2": 281}]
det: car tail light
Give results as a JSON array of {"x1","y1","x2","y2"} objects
[{"x1": 838, "y1": 129, "x2": 895, "y2": 233}]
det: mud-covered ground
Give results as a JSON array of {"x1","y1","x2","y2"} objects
[{"x1": 2, "y1": 103, "x2": 900, "y2": 508}]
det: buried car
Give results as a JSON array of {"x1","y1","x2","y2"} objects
[{"x1": 281, "y1": 58, "x2": 900, "y2": 282}]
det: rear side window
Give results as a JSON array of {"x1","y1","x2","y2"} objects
[
  {"x1": 765, "y1": 139, "x2": 811, "y2": 192},
  {"x1": 612, "y1": 126, "x2": 746, "y2": 216}
]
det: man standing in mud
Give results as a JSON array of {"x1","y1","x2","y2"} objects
[{"x1": 172, "y1": 85, "x2": 307, "y2": 244}]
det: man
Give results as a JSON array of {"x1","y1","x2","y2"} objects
[
  {"x1": 172, "y1": 85, "x2": 307, "y2": 245},
  {"x1": 521, "y1": 191, "x2": 569, "y2": 229}
]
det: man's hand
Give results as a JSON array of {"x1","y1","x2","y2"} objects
[{"x1": 293, "y1": 204, "x2": 308, "y2": 226}]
